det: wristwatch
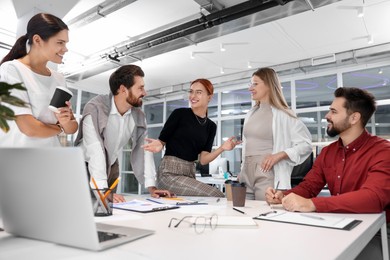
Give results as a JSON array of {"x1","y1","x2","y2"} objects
[{"x1": 56, "y1": 123, "x2": 64, "y2": 135}]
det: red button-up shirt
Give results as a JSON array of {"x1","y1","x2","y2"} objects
[{"x1": 287, "y1": 130, "x2": 390, "y2": 222}]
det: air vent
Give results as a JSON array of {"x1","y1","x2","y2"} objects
[{"x1": 311, "y1": 54, "x2": 336, "y2": 66}]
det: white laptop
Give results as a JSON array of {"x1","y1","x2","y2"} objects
[{"x1": 0, "y1": 147, "x2": 154, "y2": 251}]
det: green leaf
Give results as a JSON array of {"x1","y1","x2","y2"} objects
[
  {"x1": 0, "y1": 117, "x2": 10, "y2": 133},
  {"x1": 0, "y1": 82, "x2": 26, "y2": 92},
  {"x1": 0, "y1": 95, "x2": 28, "y2": 107},
  {"x1": 0, "y1": 81, "x2": 27, "y2": 133},
  {"x1": 0, "y1": 105, "x2": 16, "y2": 120}
]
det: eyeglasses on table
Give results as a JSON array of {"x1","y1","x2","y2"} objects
[{"x1": 168, "y1": 214, "x2": 218, "y2": 234}]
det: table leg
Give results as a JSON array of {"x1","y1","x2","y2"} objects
[{"x1": 381, "y1": 222, "x2": 389, "y2": 260}]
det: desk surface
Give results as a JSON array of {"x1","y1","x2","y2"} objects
[{"x1": 0, "y1": 196, "x2": 387, "y2": 260}]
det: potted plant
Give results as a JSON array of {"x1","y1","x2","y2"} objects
[{"x1": 0, "y1": 82, "x2": 27, "y2": 133}]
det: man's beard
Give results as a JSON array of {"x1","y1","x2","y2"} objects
[
  {"x1": 126, "y1": 92, "x2": 143, "y2": 107},
  {"x1": 326, "y1": 118, "x2": 351, "y2": 137}
]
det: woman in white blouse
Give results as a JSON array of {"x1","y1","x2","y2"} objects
[{"x1": 239, "y1": 67, "x2": 312, "y2": 200}]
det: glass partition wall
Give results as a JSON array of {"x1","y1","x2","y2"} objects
[{"x1": 68, "y1": 62, "x2": 390, "y2": 195}]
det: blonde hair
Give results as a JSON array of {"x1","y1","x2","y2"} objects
[{"x1": 252, "y1": 67, "x2": 296, "y2": 118}]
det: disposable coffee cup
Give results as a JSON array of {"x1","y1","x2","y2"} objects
[
  {"x1": 225, "y1": 180, "x2": 239, "y2": 201},
  {"x1": 48, "y1": 86, "x2": 73, "y2": 113},
  {"x1": 231, "y1": 182, "x2": 246, "y2": 207}
]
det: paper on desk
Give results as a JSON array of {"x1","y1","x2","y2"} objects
[
  {"x1": 216, "y1": 216, "x2": 258, "y2": 228},
  {"x1": 176, "y1": 205, "x2": 225, "y2": 215},
  {"x1": 147, "y1": 197, "x2": 208, "y2": 205},
  {"x1": 254, "y1": 211, "x2": 361, "y2": 230},
  {"x1": 113, "y1": 199, "x2": 179, "y2": 213}
]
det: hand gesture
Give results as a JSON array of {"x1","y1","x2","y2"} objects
[
  {"x1": 143, "y1": 138, "x2": 164, "y2": 153},
  {"x1": 221, "y1": 136, "x2": 242, "y2": 151}
]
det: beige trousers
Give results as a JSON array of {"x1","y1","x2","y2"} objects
[{"x1": 240, "y1": 155, "x2": 274, "y2": 200}]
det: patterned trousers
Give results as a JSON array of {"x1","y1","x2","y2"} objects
[{"x1": 157, "y1": 156, "x2": 224, "y2": 197}]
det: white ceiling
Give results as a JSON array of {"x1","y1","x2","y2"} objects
[{"x1": 1, "y1": 0, "x2": 390, "y2": 95}]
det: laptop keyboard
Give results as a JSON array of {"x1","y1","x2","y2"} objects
[{"x1": 97, "y1": 231, "x2": 125, "y2": 242}]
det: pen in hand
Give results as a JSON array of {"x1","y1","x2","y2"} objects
[
  {"x1": 269, "y1": 181, "x2": 280, "y2": 210},
  {"x1": 273, "y1": 181, "x2": 280, "y2": 199}
]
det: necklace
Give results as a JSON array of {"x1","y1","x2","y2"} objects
[{"x1": 193, "y1": 111, "x2": 208, "y2": 126}]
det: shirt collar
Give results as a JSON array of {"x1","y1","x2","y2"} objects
[
  {"x1": 110, "y1": 96, "x2": 132, "y2": 116},
  {"x1": 337, "y1": 129, "x2": 370, "y2": 152}
]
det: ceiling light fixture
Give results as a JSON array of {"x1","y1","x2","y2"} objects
[
  {"x1": 220, "y1": 43, "x2": 226, "y2": 52},
  {"x1": 378, "y1": 68, "x2": 383, "y2": 74},
  {"x1": 247, "y1": 61, "x2": 252, "y2": 69},
  {"x1": 219, "y1": 42, "x2": 248, "y2": 52},
  {"x1": 220, "y1": 67, "x2": 225, "y2": 74},
  {"x1": 357, "y1": 7, "x2": 364, "y2": 18},
  {"x1": 189, "y1": 51, "x2": 213, "y2": 59},
  {"x1": 367, "y1": 34, "x2": 374, "y2": 45}
]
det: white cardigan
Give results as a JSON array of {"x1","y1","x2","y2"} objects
[{"x1": 241, "y1": 106, "x2": 312, "y2": 189}]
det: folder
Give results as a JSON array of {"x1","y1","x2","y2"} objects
[{"x1": 113, "y1": 199, "x2": 179, "y2": 213}]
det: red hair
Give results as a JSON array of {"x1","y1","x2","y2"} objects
[{"x1": 191, "y1": 78, "x2": 214, "y2": 95}]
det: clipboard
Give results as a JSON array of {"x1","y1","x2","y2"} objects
[
  {"x1": 253, "y1": 211, "x2": 362, "y2": 231},
  {"x1": 113, "y1": 199, "x2": 180, "y2": 213},
  {"x1": 147, "y1": 197, "x2": 208, "y2": 206}
]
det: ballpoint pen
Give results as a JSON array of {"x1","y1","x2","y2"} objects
[
  {"x1": 176, "y1": 201, "x2": 208, "y2": 205},
  {"x1": 269, "y1": 181, "x2": 280, "y2": 210},
  {"x1": 233, "y1": 207, "x2": 246, "y2": 215}
]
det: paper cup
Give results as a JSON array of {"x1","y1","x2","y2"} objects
[{"x1": 48, "y1": 86, "x2": 73, "y2": 113}]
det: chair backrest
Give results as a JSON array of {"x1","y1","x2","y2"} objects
[{"x1": 291, "y1": 152, "x2": 314, "y2": 187}]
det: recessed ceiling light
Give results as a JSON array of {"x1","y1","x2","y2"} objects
[{"x1": 357, "y1": 7, "x2": 364, "y2": 18}]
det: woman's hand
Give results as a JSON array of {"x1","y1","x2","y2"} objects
[
  {"x1": 260, "y1": 151, "x2": 288, "y2": 172},
  {"x1": 143, "y1": 138, "x2": 164, "y2": 153},
  {"x1": 221, "y1": 136, "x2": 242, "y2": 151},
  {"x1": 55, "y1": 101, "x2": 74, "y2": 126}
]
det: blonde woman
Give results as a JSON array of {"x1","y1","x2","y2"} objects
[{"x1": 239, "y1": 68, "x2": 312, "y2": 200}]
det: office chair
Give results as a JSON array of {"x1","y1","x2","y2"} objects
[{"x1": 290, "y1": 152, "x2": 314, "y2": 187}]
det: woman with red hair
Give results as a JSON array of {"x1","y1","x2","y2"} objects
[{"x1": 144, "y1": 78, "x2": 240, "y2": 196}]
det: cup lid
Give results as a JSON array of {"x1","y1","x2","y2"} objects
[{"x1": 231, "y1": 181, "x2": 246, "y2": 187}]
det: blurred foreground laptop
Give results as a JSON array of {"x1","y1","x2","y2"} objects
[{"x1": 0, "y1": 147, "x2": 154, "y2": 251}]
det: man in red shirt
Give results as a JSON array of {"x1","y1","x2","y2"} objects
[{"x1": 266, "y1": 87, "x2": 390, "y2": 260}]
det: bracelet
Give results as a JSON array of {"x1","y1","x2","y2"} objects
[{"x1": 56, "y1": 124, "x2": 64, "y2": 135}]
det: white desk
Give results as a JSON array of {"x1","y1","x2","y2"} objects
[
  {"x1": 196, "y1": 175, "x2": 227, "y2": 192},
  {"x1": 0, "y1": 197, "x2": 388, "y2": 260}
]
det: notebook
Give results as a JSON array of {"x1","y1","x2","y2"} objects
[{"x1": 0, "y1": 147, "x2": 154, "y2": 251}]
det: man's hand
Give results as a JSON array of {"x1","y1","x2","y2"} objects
[
  {"x1": 282, "y1": 193, "x2": 316, "y2": 212},
  {"x1": 265, "y1": 186, "x2": 284, "y2": 205},
  {"x1": 113, "y1": 193, "x2": 126, "y2": 203}
]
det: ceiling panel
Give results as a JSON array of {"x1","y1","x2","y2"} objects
[{"x1": 1, "y1": 0, "x2": 390, "y2": 97}]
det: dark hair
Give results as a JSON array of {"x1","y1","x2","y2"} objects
[
  {"x1": 1, "y1": 13, "x2": 68, "y2": 65},
  {"x1": 109, "y1": 65, "x2": 145, "y2": 95},
  {"x1": 190, "y1": 78, "x2": 214, "y2": 95},
  {"x1": 334, "y1": 87, "x2": 376, "y2": 127}
]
